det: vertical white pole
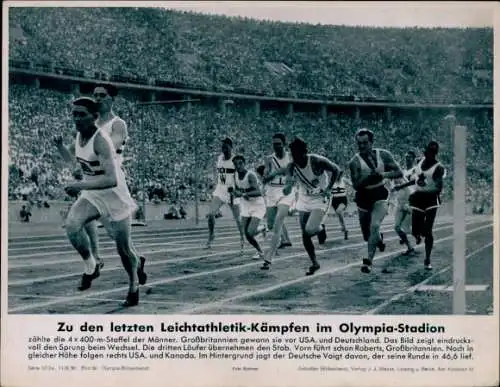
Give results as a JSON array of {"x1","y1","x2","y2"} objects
[
  {"x1": 141, "y1": 106, "x2": 147, "y2": 223},
  {"x1": 453, "y1": 125, "x2": 467, "y2": 314},
  {"x1": 194, "y1": 119, "x2": 200, "y2": 226}
]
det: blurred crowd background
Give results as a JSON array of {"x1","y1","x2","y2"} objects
[{"x1": 8, "y1": 7, "x2": 493, "y2": 219}]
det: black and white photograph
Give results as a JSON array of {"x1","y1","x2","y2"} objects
[{"x1": 5, "y1": 1, "x2": 494, "y2": 316}]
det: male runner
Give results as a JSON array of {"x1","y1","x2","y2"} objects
[
  {"x1": 408, "y1": 141, "x2": 445, "y2": 270},
  {"x1": 93, "y1": 84, "x2": 126, "y2": 165},
  {"x1": 260, "y1": 134, "x2": 294, "y2": 265},
  {"x1": 231, "y1": 155, "x2": 267, "y2": 259},
  {"x1": 55, "y1": 84, "x2": 146, "y2": 273},
  {"x1": 94, "y1": 84, "x2": 148, "y2": 268},
  {"x1": 64, "y1": 97, "x2": 146, "y2": 306},
  {"x1": 328, "y1": 170, "x2": 350, "y2": 240},
  {"x1": 349, "y1": 129, "x2": 403, "y2": 273},
  {"x1": 55, "y1": 138, "x2": 103, "y2": 268},
  {"x1": 265, "y1": 137, "x2": 340, "y2": 274},
  {"x1": 391, "y1": 150, "x2": 418, "y2": 255},
  {"x1": 205, "y1": 138, "x2": 245, "y2": 250}
]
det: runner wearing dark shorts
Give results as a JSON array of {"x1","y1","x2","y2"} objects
[{"x1": 349, "y1": 129, "x2": 403, "y2": 273}]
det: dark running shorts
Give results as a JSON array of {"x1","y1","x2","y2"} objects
[
  {"x1": 331, "y1": 196, "x2": 348, "y2": 211},
  {"x1": 355, "y1": 186, "x2": 389, "y2": 212},
  {"x1": 409, "y1": 191, "x2": 441, "y2": 212}
]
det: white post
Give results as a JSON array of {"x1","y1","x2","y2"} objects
[
  {"x1": 452, "y1": 124, "x2": 467, "y2": 314},
  {"x1": 194, "y1": 119, "x2": 200, "y2": 226}
]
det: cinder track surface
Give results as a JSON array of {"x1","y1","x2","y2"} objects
[{"x1": 7, "y1": 215, "x2": 493, "y2": 315}]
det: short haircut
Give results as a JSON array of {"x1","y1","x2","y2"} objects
[
  {"x1": 289, "y1": 137, "x2": 307, "y2": 153},
  {"x1": 256, "y1": 165, "x2": 265, "y2": 176},
  {"x1": 355, "y1": 128, "x2": 374, "y2": 142},
  {"x1": 427, "y1": 140, "x2": 439, "y2": 152},
  {"x1": 94, "y1": 84, "x2": 118, "y2": 97},
  {"x1": 72, "y1": 97, "x2": 99, "y2": 114},
  {"x1": 222, "y1": 137, "x2": 233, "y2": 148},
  {"x1": 272, "y1": 133, "x2": 286, "y2": 143},
  {"x1": 232, "y1": 154, "x2": 245, "y2": 163}
]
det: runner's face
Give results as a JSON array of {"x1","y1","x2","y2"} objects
[
  {"x1": 233, "y1": 158, "x2": 244, "y2": 172},
  {"x1": 424, "y1": 144, "x2": 438, "y2": 159},
  {"x1": 221, "y1": 142, "x2": 231, "y2": 154},
  {"x1": 290, "y1": 147, "x2": 306, "y2": 165},
  {"x1": 272, "y1": 139, "x2": 284, "y2": 155},
  {"x1": 405, "y1": 153, "x2": 416, "y2": 167},
  {"x1": 356, "y1": 134, "x2": 372, "y2": 155},
  {"x1": 72, "y1": 106, "x2": 95, "y2": 133},
  {"x1": 93, "y1": 87, "x2": 113, "y2": 114}
]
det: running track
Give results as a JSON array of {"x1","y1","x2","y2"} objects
[{"x1": 7, "y1": 214, "x2": 494, "y2": 315}]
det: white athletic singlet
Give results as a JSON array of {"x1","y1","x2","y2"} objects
[
  {"x1": 265, "y1": 152, "x2": 293, "y2": 207},
  {"x1": 235, "y1": 170, "x2": 260, "y2": 200},
  {"x1": 75, "y1": 128, "x2": 136, "y2": 221},
  {"x1": 414, "y1": 159, "x2": 442, "y2": 193},
  {"x1": 294, "y1": 155, "x2": 329, "y2": 198},
  {"x1": 216, "y1": 154, "x2": 236, "y2": 188},
  {"x1": 355, "y1": 149, "x2": 385, "y2": 189},
  {"x1": 393, "y1": 178, "x2": 410, "y2": 208},
  {"x1": 267, "y1": 152, "x2": 292, "y2": 187},
  {"x1": 75, "y1": 129, "x2": 127, "y2": 189},
  {"x1": 95, "y1": 116, "x2": 126, "y2": 165},
  {"x1": 403, "y1": 167, "x2": 417, "y2": 194},
  {"x1": 235, "y1": 170, "x2": 266, "y2": 219}
]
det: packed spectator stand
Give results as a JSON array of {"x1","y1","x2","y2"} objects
[{"x1": 8, "y1": 7, "x2": 493, "y2": 216}]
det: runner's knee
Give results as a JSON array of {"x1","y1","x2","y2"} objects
[
  {"x1": 360, "y1": 222, "x2": 370, "y2": 241},
  {"x1": 245, "y1": 228, "x2": 255, "y2": 239},
  {"x1": 65, "y1": 217, "x2": 85, "y2": 235},
  {"x1": 305, "y1": 225, "x2": 318, "y2": 237},
  {"x1": 370, "y1": 221, "x2": 382, "y2": 236},
  {"x1": 421, "y1": 228, "x2": 433, "y2": 239},
  {"x1": 116, "y1": 243, "x2": 135, "y2": 259}
]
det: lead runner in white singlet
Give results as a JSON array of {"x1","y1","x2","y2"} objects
[
  {"x1": 55, "y1": 84, "x2": 140, "y2": 270},
  {"x1": 64, "y1": 97, "x2": 145, "y2": 307}
]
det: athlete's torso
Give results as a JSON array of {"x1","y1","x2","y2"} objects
[
  {"x1": 293, "y1": 155, "x2": 328, "y2": 197},
  {"x1": 331, "y1": 177, "x2": 347, "y2": 198},
  {"x1": 235, "y1": 170, "x2": 260, "y2": 201},
  {"x1": 354, "y1": 149, "x2": 385, "y2": 190},
  {"x1": 216, "y1": 154, "x2": 236, "y2": 188},
  {"x1": 75, "y1": 128, "x2": 126, "y2": 191},
  {"x1": 95, "y1": 115, "x2": 127, "y2": 165},
  {"x1": 267, "y1": 152, "x2": 292, "y2": 187},
  {"x1": 414, "y1": 159, "x2": 442, "y2": 193},
  {"x1": 393, "y1": 166, "x2": 417, "y2": 205}
]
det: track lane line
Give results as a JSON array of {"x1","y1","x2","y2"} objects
[
  {"x1": 176, "y1": 224, "x2": 493, "y2": 314},
  {"x1": 8, "y1": 220, "x2": 464, "y2": 285},
  {"x1": 8, "y1": 222, "x2": 491, "y2": 313},
  {"x1": 365, "y1": 242, "x2": 494, "y2": 315}
]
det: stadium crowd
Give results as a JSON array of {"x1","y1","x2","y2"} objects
[
  {"x1": 8, "y1": 83, "x2": 493, "y2": 215},
  {"x1": 9, "y1": 7, "x2": 493, "y2": 103},
  {"x1": 8, "y1": 7, "x2": 493, "y2": 217}
]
